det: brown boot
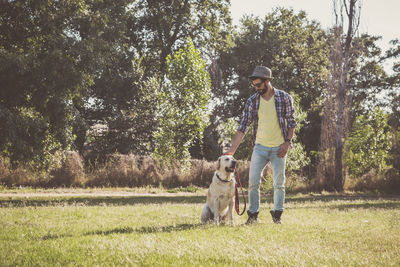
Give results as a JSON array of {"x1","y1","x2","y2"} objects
[{"x1": 245, "y1": 211, "x2": 259, "y2": 225}]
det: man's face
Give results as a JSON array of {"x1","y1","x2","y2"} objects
[{"x1": 251, "y1": 78, "x2": 268, "y2": 95}]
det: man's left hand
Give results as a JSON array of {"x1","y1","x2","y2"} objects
[{"x1": 278, "y1": 142, "x2": 290, "y2": 158}]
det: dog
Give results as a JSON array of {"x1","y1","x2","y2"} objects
[{"x1": 201, "y1": 155, "x2": 237, "y2": 225}]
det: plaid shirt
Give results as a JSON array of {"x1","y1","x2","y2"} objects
[{"x1": 237, "y1": 88, "x2": 297, "y2": 147}]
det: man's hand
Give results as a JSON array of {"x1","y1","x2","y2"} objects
[
  {"x1": 278, "y1": 142, "x2": 290, "y2": 158},
  {"x1": 223, "y1": 131, "x2": 245, "y2": 157},
  {"x1": 223, "y1": 150, "x2": 234, "y2": 156}
]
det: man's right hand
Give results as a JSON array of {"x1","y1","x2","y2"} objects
[
  {"x1": 223, "y1": 150, "x2": 234, "y2": 156},
  {"x1": 223, "y1": 131, "x2": 244, "y2": 157}
]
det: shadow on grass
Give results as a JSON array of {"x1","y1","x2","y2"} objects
[
  {"x1": 0, "y1": 195, "x2": 206, "y2": 207},
  {"x1": 272, "y1": 194, "x2": 400, "y2": 210},
  {"x1": 322, "y1": 202, "x2": 400, "y2": 210},
  {"x1": 2, "y1": 193, "x2": 400, "y2": 210},
  {"x1": 285, "y1": 194, "x2": 400, "y2": 203},
  {"x1": 41, "y1": 223, "x2": 207, "y2": 240},
  {"x1": 86, "y1": 223, "x2": 206, "y2": 235}
]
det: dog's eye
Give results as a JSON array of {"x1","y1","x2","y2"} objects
[{"x1": 225, "y1": 159, "x2": 229, "y2": 161}]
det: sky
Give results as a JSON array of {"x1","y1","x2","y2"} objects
[{"x1": 230, "y1": 0, "x2": 400, "y2": 54}]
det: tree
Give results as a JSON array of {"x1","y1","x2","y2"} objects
[
  {"x1": 88, "y1": 59, "x2": 161, "y2": 156},
  {"x1": 79, "y1": 0, "x2": 231, "y2": 157},
  {"x1": 210, "y1": 8, "x2": 330, "y2": 163},
  {"x1": 0, "y1": 0, "x2": 94, "y2": 168},
  {"x1": 384, "y1": 39, "x2": 400, "y2": 177},
  {"x1": 154, "y1": 38, "x2": 211, "y2": 163},
  {"x1": 346, "y1": 108, "x2": 392, "y2": 178},
  {"x1": 68, "y1": 0, "x2": 146, "y2": 155},
  {"x1": 130, "y1": 0, "x2": 232, "y2": 73},
  {"x1": 0, "y1": 0, "x2": 233, "y2": 166},
  {"x1": 218, "y1": 8, "x2": 329, "y2": 115},
  {"x1": 317, "y1": 0, "x2": 362, "y2": 191},
  {"x1": 349, "y1": 34, "x2": 387, "y2": 118},
  {"x1": 0, "y1": 0, "x2": 160, "y2": 165},
  {"x1": 334, "y1": 0, "x2": 361, "y2": 191}
]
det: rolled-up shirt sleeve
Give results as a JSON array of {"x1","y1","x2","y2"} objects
[
  {"x1": 237, "y1": 98, "x2": 253, "y2": 134},
  {"x1": 285, "y1": 94, "x2": 297, "y2": 129}
]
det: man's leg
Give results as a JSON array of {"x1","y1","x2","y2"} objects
[
  {"x1": 248, "y1": 144, "x2": 269, "y2": 214},
  {"x1": 270, "y1": 147, "x2": 286, "y2": 212}
]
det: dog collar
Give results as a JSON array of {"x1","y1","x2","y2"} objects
[{"x1": 216, "y1": 173, "x2": 231, "y2": 183}]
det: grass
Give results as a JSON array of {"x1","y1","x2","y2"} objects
[{"x1": 0, "y1": 190, "x2": 399, "y2": 266}]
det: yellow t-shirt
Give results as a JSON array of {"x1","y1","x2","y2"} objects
[{"x1": 255, "y1": 96, "x2": 284, "y2": 147}]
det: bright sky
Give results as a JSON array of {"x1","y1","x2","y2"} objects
[{"x1": 230, "y1": 0, "x2": 400, "y2": 53}]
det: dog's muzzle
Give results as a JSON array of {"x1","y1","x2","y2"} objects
[{"x1": 225, "y1": 160, "x2": 237, "y2": 172}]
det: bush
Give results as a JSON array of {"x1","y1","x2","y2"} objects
[
  {"x1": 83, "y1": 154, "x2": 251, "y2": 189},
  {"x1": 86, "y1": 154, "x2": 162, "y2": 187},
  {"x1": 50, "y1": 151, "x2": 85, "y2": 187},
  {"x1": 0, "y1": 156, "x2": 47, "y2": 187},
  {"x1": 344, "y1": 168, "x2": 400, "y2": 194},
  {"x1": 0, "y1": 152, "x2": 316, "y2": 191},
  {"x1": 384, "y1": 168, "x2": 400, "y2": 194}
]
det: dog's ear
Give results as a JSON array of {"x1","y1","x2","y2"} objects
[{"x1": 217, "y1": 157, "x2": 221, "y2": 170}]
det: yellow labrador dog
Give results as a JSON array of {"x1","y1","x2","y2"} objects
[{"x1": 201, "y1": 155, "x2": 237, "y2": 225}]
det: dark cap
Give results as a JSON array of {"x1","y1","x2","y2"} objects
[{"x1": 249, "y1": 66, "x2": 273, "y2": 80}]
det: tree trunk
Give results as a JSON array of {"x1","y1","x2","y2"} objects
[
  {"x1": 333, "y1": 0, "x2": 358, "y2": 191},
  {"x1": 390, "y1": 95, "x2": 400, "y2": 170},
  {"x1": 317, "y1": 0, "x2": 360, "y2": 191}
]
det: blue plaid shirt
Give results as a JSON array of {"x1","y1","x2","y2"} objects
[{"x1": 237, "y1": 88, "x2": 297, "y2": 147}]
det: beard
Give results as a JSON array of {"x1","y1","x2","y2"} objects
[{"x1": 257, "y1": 87, "x2": 267, "y2": 95}]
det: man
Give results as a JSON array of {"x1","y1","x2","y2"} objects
[{"x1": 225, "y1": 66, "x2": 296, "y2": 224}]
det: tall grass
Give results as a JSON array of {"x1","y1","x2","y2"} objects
[
  {"x1": 0, "y1": 153, "x2": 254, "y2": 189},
  {"x1": 0, "y1": 152, "x2": 398, "y2": 193},
  {"x1": 0, "y1": 193, "x2": 399, "y2": 266}
]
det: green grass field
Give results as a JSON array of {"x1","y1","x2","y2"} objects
[{"x1": 1, "y1": 189, "x2": 399, "y2": 266}]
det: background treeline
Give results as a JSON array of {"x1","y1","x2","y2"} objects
[{"x1": 0, "y1": 0, "x2": 399, "y2": 193}]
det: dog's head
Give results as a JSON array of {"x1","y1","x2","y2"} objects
[{"x1": 217, "y1": 155, "x2": 237, "y2": 173}]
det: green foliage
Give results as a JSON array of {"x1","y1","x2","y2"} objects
[
  {"x1": 0, "y1": 0, "x2": 161, "y2": 162},
  {"x1": 0, "y1": 0, "x2": 397, "y2": 192},
  {"x1": 88, "y1": 59, "x2": 161, "y2": 156},
  {"x1": 346, "y1": 107, "x2": 392, "y2": 178},
  {"x1": 211, "y1": 8, "x2": 330, "y2": 162},
  {"x1": 131, "y1": 0, "x2": 232, "y2": 72},
  {"x1": 218, "y1": 118, "x2": 253, "y2": 161},
  {"x1": 286, "y1": 94, "x2": 310, "y2": 173},
  {"x1": 0, "y1": 0, "x2": 94, "y2": 168},
  {"x1": 385, "y1": 39, "x2": 400, "y2": 174},
  {"x1": 154, "y1": 38, "x2": 211, "y2": 164},
  {"x1": 218, "y1": 8, "x2": 330, "y2": 113},
  {"x1": 70, "y1": 0, "x2": 159, "y2": 155},
  {"x1": 0, "y1": 105, "x2": 68, "y2": 171},
  {"x1": 349, "y1": 34, "x2": 388, "y2": 117}
]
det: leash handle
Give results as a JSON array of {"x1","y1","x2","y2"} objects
[{"x1": 234, "y1": 167, "x2": 246, "y2": 216}]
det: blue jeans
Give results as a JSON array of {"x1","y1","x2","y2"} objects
[{"x1": 248, "y1": 144, "x2": 286, "y2": 213}]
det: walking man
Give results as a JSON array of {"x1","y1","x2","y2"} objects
[{"x1": 225, "y1": 66, "x2": 296, "y2": 224}]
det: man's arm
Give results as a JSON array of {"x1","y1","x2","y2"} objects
[
  {"x1": 277, "y1": 92, "x2": 297, "y2": 158},
  {"x1": 285, "y1": 94, "x2": 297, "y2": 129},
  {"x1": 224, "y1": 131, "x2": 245, "y2": 156},
  {"x1": 278, "y1": 127, "x2": 295, "y2": 158},
  {"x1": 285, "y1": 127, "x2": 295, "y2": 142}
]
